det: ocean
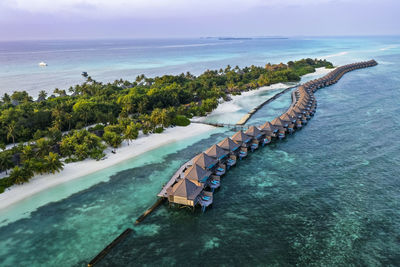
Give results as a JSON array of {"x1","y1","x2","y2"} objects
[{"x1": 0, "y1": 36, "x2": 400, "y2": 266}]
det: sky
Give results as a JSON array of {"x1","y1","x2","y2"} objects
[{"x1": 0, "y1": 0, "x2": 399, "y2": 40}]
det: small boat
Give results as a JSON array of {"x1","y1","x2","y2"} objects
[{"x1": 38, "y1": 62, "x2": 48, "y2": 67}]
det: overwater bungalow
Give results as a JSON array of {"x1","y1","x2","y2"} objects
[
  {"x1": 245, "y1": 126, "x2": 265, "y2": 150},
  {"x1": 231, "y1": 130, "x2": 252, "y2": 147},
  {"x1": 198, "y1": 191, "x2": 213, "y2": 212},
  {"x1": 280, "y1": 113, "x2": 297, "y2": 124},
  {"x1": 217, "y1": 138, "x2": 239, "y2": 168},
  {"x1": 205, "y1": 144, "x2": 228, "y2": 175},
  {"x1": 270, "y1": 118, "x2": 287, "y2": 139},
  {"x1": 184, "y1": 164, "x2": 212, "y2": 185},
  {"x1": 301, "y1": 114, "x2": 308, "y2": 124},
  {"x1": 287, "y1": 109, "x2": 302, "y2": 120},
  {"x1": 207, "y1": 175, "x2": 221, "y2": 191},
  {"x1": 296, "y1": 103, "x2": 311, "y2": 112},
  {"x1": 218, "y1": 137, "x2": 240, "y2": 153},
  {"x1": 277, "y1": 128, "x2": 286, "y2": 139},
  {"x1": 271, "y1": 117, "x2": 289, "y2": 129},
  {"x1": 193, "y1": 152, "x2": 218, "y2": 170},
  {"x1": 205, "y1": 144, "x2": 229, "y2": 161},
  {"x1": 279, "y1": 113, "x2": 297, "y2": 133},
  {"x1": 167, "y1": 178, "x2": 204, "y2": 207},
  {"x1": 260, "y1": 121, "x2": 278, "y2": 135},
  {"x1": 245, "y1": 126, "x2": 264, "y2": 140},
  {"x1": 262, "y1": 135, "x2": 272, "y2": 145}
]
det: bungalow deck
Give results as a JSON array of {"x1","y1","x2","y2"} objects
[{"x1": 157, "y1": 158, "x2": 194, "y2": 198}]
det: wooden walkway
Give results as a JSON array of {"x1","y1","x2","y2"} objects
[
  {"x1": 190, "y1": 121, "x2": 252, "y2": 130},
  {"x1": 87, "y1": 228, "x2": 133, "y2": 267},
  {"x1": 192, "y1": 84, "x2": 299, "y2": 128},
  {"x1": 157, "y1": 159, "x2": 194, "y2": 197},
  {"x1": 236, "y1": 84, "x2": 299, "y2": 125}
]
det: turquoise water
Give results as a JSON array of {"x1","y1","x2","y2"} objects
[
  {"x1": 0, "y1": 37, "x2": 400, "y2": 266},
  {"x1": 0, "y1": 36, "x2": 399, "y2": 97}
]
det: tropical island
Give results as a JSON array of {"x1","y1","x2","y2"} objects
[{"x1": 0, "y1": 58, "x2": 333, "y2": 193}]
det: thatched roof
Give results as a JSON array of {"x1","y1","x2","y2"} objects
[
  {"x1": 271, "y1": 117, "x2": 288, "y2": 127},
  {"x1": 205, "y1": 144, "x2": 229, "y2": 159},
  {"x1": 218, "y1": 137, "x2": 240, "y2": 152},
  {"x1": 287, "y1": 110, "x2": 301, "y2": 119},
  {"x1": 245, "y1": 126, "x2": 263, "y2": 138},
  {"x1": 170, "y1": 178, "x2": 203, "y2": 200},
  {"x1": 260, "y1": 121, "x2": 278, "y2": 132},
  {"x1": 184, "y1": 164, "x2": 211, "y2": 183},
  {"x1": 280, "y1": 113, "x2": 295, "y2": 122},
  {"x1": 193, "y1": 152, "x2": 218, "y2": 169},
  {"x1": 231, "y1": 131, "x2": 251, "y2": 144},
  {"x1": 292, "y1": 106, "x2": 305, "y2": 114}
]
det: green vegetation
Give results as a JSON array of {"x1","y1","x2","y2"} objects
[
  {"x1": 0, "y1": 58, "x2": 333, "y2": 192},
  {"x1": 173, "y1": 115, "x2": 191, "y2": 126}
]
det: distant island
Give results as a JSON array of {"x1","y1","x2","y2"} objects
[
  {"x1": 202, "y1": 37, "x2": 289, "y2": 40},
  {"x1": 0, "y1": 58, "x2": 333, "y2": 193}
]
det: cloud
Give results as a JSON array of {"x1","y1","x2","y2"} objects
[{"x1": 2, "y1": 0, "x2": 356, "y2": 18}]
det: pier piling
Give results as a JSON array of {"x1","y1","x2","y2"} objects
[{"x1": 87, "y1": 228, "x2": 133, "y2": 267}]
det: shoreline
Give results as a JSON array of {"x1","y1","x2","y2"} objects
[
  {"x1": 0, "y1": 67, "x2": 333, "y2": 212},
  {"x1": 196, "y1": 67, "x2": 333, "y2": 124},
  {"x1": 0, "y1": 123, "x2": 214, "y2": 210}
]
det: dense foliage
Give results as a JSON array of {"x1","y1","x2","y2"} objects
[{"x1": 0, "y1": 58, "x2": 333, "y2": 192}]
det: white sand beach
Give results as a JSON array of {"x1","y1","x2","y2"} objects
[
  {"x1": 0, "y1": 123, "x2": 214, "y2": 210},
  {"x1": 0, "y1": 67, "x2": 334, "y2": 211},
  {"x1": 195, "y1": 82, "x2": 293, "y2": 124}
]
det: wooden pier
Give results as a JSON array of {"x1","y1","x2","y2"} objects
[
  {"x1": 157, "y1": 158, "x2": 194, "y2": 197},
  {"x1": 190, "y1": 121, "x2": 252, "y2": 131},
  {"x1": 236, "y1": 84, "x2": 299, "y2": 125},
  {"x1": 87, "y1": 228, "x2": 133, "y2": 267},
  {"x1": 135, "y1": 198, "x2": 165, "y2": 224}
]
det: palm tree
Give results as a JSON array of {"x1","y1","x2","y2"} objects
[
  {"x1": 37, "y1": 90, "x2": 47, "y2": 102},
  {"x1": 43, "y1": 152, "x2": 64, "y2": 174},
  {"x1": 9, "y1": 166, "x2": 33, "y2": 184},
  {"x1": 2, "y1": 93, "x2": 11, "y2": 103},
  {"x1": 64, "y1": 113, "x2": 73, "y2": 131},
  {"x1": 21, "y1": 145, "x2": 34, "y2": 162},
  {"x1": 123, "y1": 123, "x2": 138, "y2": 145},
  {"x1": 0, "y1": 151, "x2": 13, "y2": 174},
  {"x1": 6, "y1": 121, "x2": 16, "y2": 145},
  {"x1": 52, "y1": 107, "x2": 64, "y2": 130},
  {"x1": 35, "y1": 138, "x2": 50, "y2": 157}
]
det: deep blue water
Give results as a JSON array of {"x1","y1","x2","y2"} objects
[{"x1": 0, "y1": 37, "x2": 400, "y2": 266}]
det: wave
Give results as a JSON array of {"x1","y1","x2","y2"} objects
[
  {"x1": 380, "y1": 45, "x2": 399, "y2": 51},
  {"x1": 0, "y1": 41, "x2": 240, "y2": 56},
  {"x1": 323, "y1": 51, "x2": 349, "y2": 58}
]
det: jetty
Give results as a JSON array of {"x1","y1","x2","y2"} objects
[
  {"x1": 156, "y1": 59, "x2": 378, "y2": 213},
  {"x1": 87, "y1": 228, "x2": 133, "y2": 266},
  {"x1": 190, "y1": 121, "x2": 251, "y2": 131},
  {"x1": 236, "y1": 84, "x2": 300, "y2": 125}
]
